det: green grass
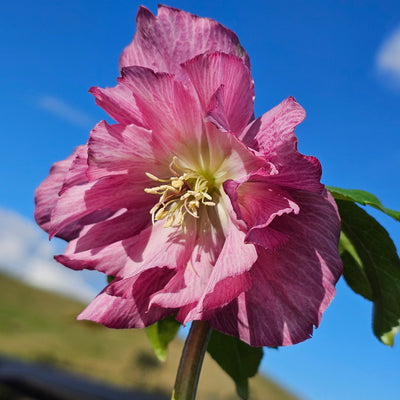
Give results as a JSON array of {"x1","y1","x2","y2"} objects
[{"x1": 0, "y1": 273, "x2": 300, "y2": 400}]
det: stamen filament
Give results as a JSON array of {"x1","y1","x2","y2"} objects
[{"x1": 144, "y1": 159, "x2": 216, "y2": 228}]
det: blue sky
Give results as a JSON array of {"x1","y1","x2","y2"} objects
[{"x1": 0, "y1": 1, "x2": 399, "y2": 399}]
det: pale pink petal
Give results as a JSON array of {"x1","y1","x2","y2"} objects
[
  {"x1": 78, "y1": 268, "x2": 176, "y2": 328},
  {"x1": 49, "y1": 174, "x2": 142, "y2": 238},
  {"x1": 210, "y1": 189, "x2": 342, "y2": 347},
  {"x1": 63, "y1": 208, "x2": 149, "y2": 254},
  {"x1": 148, "y1": 265, "x2": 210, "y2": 312},
  {"x1": 182, "y1": 224, "x2": 257, "y2": 322},
  {"x1": 89, "y1": 84, "x2": 147, "y2": 127},
  {"x1": 122, "y1": 220, "x2": 197, "y2": 277},
  {"x1": 118, "y1": 67, "x2": 204, "y2": 153},
  {"x1": 204, "y1": 124, "x2": 265, "y2": 181},
  {"x1": 56, "y1": 236, "x2": 132, "y2": 277},
  {"x1": 52, "y1": 143, "x2": 155, "y2": 242},
  {"x1": 149, "y1": 209, "x2": 224, "y2": 310},
  {"x1": 241, "y1": 97, "x2": 323, "y2": 193},
  {"x1": 149, "y1": 210, "x2": 255, "y2": 323},
  {"x1": 54, "y1": 210, "x2": 116, "y2": 243},
  {"x1": 58, "y1": 219, "x2": 197, "y2": 279},
  {"x1": 119, "y1": 5, "x2": 250, "y2": 82},
  {"x1": 182, "y1": 52, "x2": 254, "y2": 134},
  {"x1": 87, "y1": 120, "x2": 169, "y2": 181}
]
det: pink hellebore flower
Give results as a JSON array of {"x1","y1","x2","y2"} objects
[{"x1": 34, "y1": 5, "x2": 342, "y2": 347}]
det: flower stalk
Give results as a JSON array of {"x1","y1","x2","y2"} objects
[{"x1": 172, "y1": 320, "x2": 212, "y2": 400}]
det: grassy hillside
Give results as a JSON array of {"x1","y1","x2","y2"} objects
[{"x1": 0, "y1": 273, "x2": 299, "y2": 400}]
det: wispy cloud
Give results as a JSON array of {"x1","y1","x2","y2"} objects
[
  {"x1": 37, "y1": 95, "x2": 95, "y2": 128},
  {"x1": 0, "y1": 208, "x2": 99, "y2": 302},
  {"x1": 376, "y1": 26, "x2": 400, "y2": 86}
]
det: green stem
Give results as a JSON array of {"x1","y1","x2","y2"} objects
[{"x1": 172, "y1": 320, "x2": 212, "y2": 400}]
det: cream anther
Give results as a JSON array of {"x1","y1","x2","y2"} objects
[{"x1": 144, "y1": 158, "x2": 216, "y2": 227}]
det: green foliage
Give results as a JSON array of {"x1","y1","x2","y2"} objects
[
  {"x1": 339, "y1": 232, "x2": 373, "y2": 301},
  {"x1": 146, "y1": 315, "x2": 181, "y2": 361},
  {"x1": 328, "y1": 186, "x2": 400, "y2": 345},
  {"x1": 327, "y1": 186, "x2": 400, "y2": 221},
  {"x1": 335, "y1": 200, "x2": 400, "y2": 346},
  {"x1": 207, "y1": 330, "x2": 263, "y2": 400}
]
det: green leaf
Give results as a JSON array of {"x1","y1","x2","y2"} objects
[
  {"x1": 339, "y1": 232, "x2": 373, "y2": 301},
  {"x1": 336, "y1": 200, "x2": 400, "y2": 346},
  {"x1": 327, "y1": 186, "x2": 400, "y2": 222},
  {"x1": 207, "y1": 330, "x2": 263, "y2": 399},
  {"x1": 146, "y1": 315, "x2": 181, "y2": 361}
]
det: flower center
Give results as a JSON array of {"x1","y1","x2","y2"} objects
[{"x1": 144, "y1": 157, "x2": 216, "y2": 228}]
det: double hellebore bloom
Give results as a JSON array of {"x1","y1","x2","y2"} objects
[{"x1": 35, "y1": 5, "x2": 342, "y2": 347}]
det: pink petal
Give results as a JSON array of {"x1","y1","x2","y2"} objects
[
  {"x1": 49, "y1": 174, "x2": 138, "y2": 238},
  {"x1": 87, "y1": 120, "x2": 169, "y2": 181},
  {"x1": 65, "y1": 208, "x2": 150, "y2": 254},
  {"x1": 48, "y1": 129, "x2": 167, "y2": 241},
  {"x1": 182, "y1": 224, "x2": 257, "y2": 322},
  {"x1": 34, "y1": 145, "x2": 88, "y2": 240},
  {"x1": 56, "y1": 236, "x2": 132, "y2": 277},
  {"x1": 89, "y1": 84, "x2": 147, "y2": 127},
  {"x1": 78, "y1": 267, "x2": 176, "y2": 328},
  {"x1": 148, "y1": 211, "x2": 225, "y2": 310},
  {"x1": 182, "y1": 52, "x2": 254, "y2": 134},
  {"x1": 34, "y1": 158, "x2": 73, "y2": 234},
  {"x1": 204, "y1": 123, "x2": 265, "y2": 181},
  {"x1": 118, "y1": 68, "x2": 262, "y2": 176},
  {"x1": 210, "y1": 189, "x2": 342, "y2": 347},
  {"x1": 58, "y1": 219, "x2": 196, "y2": 279},
  {"x1": 224, "y1": 176, "x2": 300, "y2": 249},
  {"x1": 122, "y1": 220, "x2": 197, "y2": 277},
  {"x1": 204, "y1": 85, "x2": 231, "y2": 132},
  {"x1": 119, "y1": 5, "x2": 250, "y2": 82},
  {"x1": 59, "y1": 145, "x2": 89, "y2": 194},
  {"x1": 241, "y1": 97, "x2": 323, "y2": 193},
  {"x1": 118, "y1": 67, "x2": 204, "y2": 153},
  {"x1": 240, "y1": 96, "x2": 304, "y2": 149}
]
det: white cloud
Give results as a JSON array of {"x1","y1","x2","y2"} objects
[
  {"x1": 37, "y1": 95, "x2": 95, "y2": 128},
  {"x1": 0, "y1": 208, "x2": 100, "y2": 303},
  {"x1": 376, "y1": 26, "x2": 400, "y2": 85}
]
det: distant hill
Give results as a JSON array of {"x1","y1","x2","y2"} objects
[{"x1": 0, "y1": 273, "x2": 300, "y2": 400}]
